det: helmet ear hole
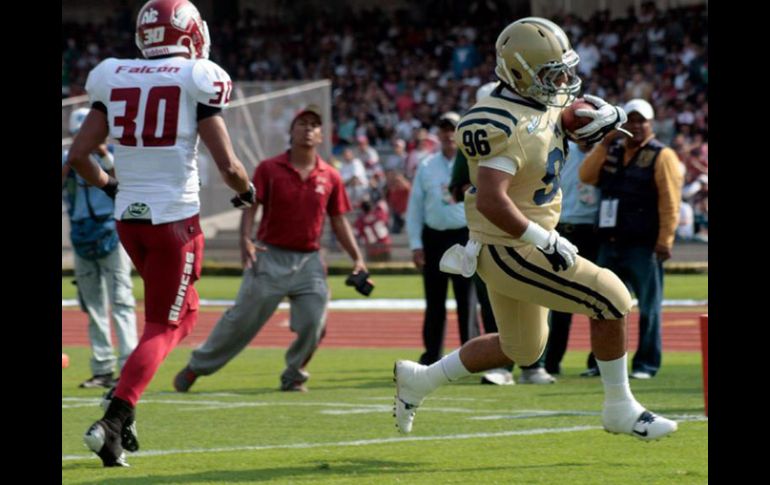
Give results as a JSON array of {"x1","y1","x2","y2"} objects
[
  {"x1": 511, "y1": 69, "x2": 522, "y2": 80},
  {"x1": 180, "y1": 37, "x2": 193, "y2": 56}
]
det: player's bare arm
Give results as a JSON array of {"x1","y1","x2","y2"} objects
[
  {"x1": 66, "y1": 109, "x2": 112, "y2": 190},
  {"x1": 476, "y1": 165, "x2": 578, "y2": 271},
  {"x1": 198, "y1": 115, "x2": 251, "y2": 194},
  {"x1": 475, "y1": 166, "x2": 530, "y2": 238}
]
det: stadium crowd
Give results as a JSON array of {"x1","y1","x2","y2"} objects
[{"x1": 62, "y1": 1, "x2": 708, "y2": 249}]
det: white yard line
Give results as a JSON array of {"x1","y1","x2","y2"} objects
[
  {"x1": 62, "y1": 425, "x2": 603, "y2": 461},
  {"x1": 63, "y1": 394, "x2": 707, "y2": 462},
  {"x1": 62, "y1": 419, "x2": 705, "y2": 462}
]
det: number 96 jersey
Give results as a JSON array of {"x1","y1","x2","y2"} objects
[
  {"x1": 85, "y1": 56, "x2": 233, "y2": 224},
  {"x1": 455, "y1": 89, "x2": 568, "y2": 248}
]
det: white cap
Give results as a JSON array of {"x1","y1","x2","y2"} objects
[
  {"x1": 476, "y1": 82, "x2": 497, "y2": 102},
  {"x1": 623, "y1": 99, "x2": 654, "y2": 120},
  {"x1": 438, "y1": 111, "x2": 461, "y2": 127},
  {"x1": 68, "y1": 107, "x2": 90, "y2": 135}
]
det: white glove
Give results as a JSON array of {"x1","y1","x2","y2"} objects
[
  {"x1": 440, "y1": 240, "x2": 482, "y2": 277},
  {"x1": 572, "y1": 94, "x2": 627, "y2": 143},
  {"x1": 537, "y1": 230, "x2": 578, "y2": 272},
  {"x1": 519, "y1": 222, "x2": 578, "y2": 272}
]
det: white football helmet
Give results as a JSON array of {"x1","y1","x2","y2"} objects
[
  {"x1": 68, "y1": 107, "x2": 90, "y2": 135},
  {"x1": 494, "y1": 17, "x2": 581, "y2": 107}
]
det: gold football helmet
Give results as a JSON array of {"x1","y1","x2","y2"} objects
[{"x1": 494, "y1": 17, "x2": 581, "y2": 107}]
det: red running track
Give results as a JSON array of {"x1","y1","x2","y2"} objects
[{"x1": 62, "y1": 309, "x2": 704, "y2": 351}]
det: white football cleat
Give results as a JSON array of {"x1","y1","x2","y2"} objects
[
  {"x1": 393, "y1": 360, "x2": 433, "y2": 434},
  {"x1": 517, "y1": 367, "x2": 556, "y2": 384},
  {"x1": 603, "y1": 401, "x2": 678, "y2": 441},
  {"x1": 481, "y1": 368, "x2": 515, "y2": 385}
]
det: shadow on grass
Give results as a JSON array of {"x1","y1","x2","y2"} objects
[
  {"x1": 66, "y1": 458, "x2": 420, "y2": 484},
  {"x1": 64, "y1": 458, "x2": 609, "y2": 484}
]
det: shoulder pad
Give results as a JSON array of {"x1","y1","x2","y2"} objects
[
  {"x1": 190, "y1": 59, "x2": 233, "y2": 108},
  {"x1": 455, "y1": 120, "x2": 512, "y2": 160},
  {"x1": 85, "y1": 58, "x2": 117, "y2": 105}
]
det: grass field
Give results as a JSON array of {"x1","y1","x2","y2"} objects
[
  {"x1": 62, "y1": 273, "x2": 708, "y2": 301},
  {"x1": 62, "y1": 347, "x2": 707, "y2": 484}
]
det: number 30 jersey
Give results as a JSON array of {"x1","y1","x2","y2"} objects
[
  {"x1": 86, "y1": 57, "x2": 232, "y2": 224},
  {"x1": 455, "y1": 88, "x2": 568, "y2": 248}
]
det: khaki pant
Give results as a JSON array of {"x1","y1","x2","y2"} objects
[{"x1": 477, "y1": 243, "x2": 632, "y2": 365}]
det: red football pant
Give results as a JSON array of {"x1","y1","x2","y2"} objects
[
  {"x1": 114, "y1": 214, "x2": 204, "y2": 406},
  {"x1": 114, "y1": 309, "x2": 196, "y2": 405}
]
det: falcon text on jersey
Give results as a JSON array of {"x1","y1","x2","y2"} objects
[{"x1": 116, "y1": 65, "x2": 181, "y2": 74}]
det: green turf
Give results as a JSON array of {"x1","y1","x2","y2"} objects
[
  {"x1": 62, "y1": 273, "x2": 708, "y2": 302},
  {"x1": 62, "y1": 347, "x2": 707, "y2": 484}
]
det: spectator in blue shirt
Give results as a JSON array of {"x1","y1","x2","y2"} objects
[
  {"x1": 451, "y1": 35, "x2": 480, "y2": 80},
  {"x1": 62, "y1": 107, "x2": 137, "y2": 389},
  {"x1": 406, "y1": 112, "x2": 479, "y2": 365}
]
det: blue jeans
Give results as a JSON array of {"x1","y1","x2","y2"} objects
[{"x1": 596, "y1": 243, "x2": 663, "y2": 376}]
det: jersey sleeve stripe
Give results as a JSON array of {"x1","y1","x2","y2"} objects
[
  {"x1": 458, "y1": 118, "x2": 512, "y2": 137},
  {"x1": 465, "y1": 107, "x2": 518, "y2": 125}
]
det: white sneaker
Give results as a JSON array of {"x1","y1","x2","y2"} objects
[
  {"x1": 629, "y1": 371, "x2": 653, "y2": 379},
  {"x1": 518, "y1": 367, "x2": 556, "y2": 384},
  {"x1": 393, "y1": 360, "x2": 432, "y2": 434},
  {"x1": 603, "y1": 401, "x2": 678, "y2": 441},
  {"x1": 481, "y1": 368, "x2": 515, "y2": 386}
]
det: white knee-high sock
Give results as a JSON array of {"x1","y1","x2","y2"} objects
[
  {"x1": 597, "y1": 354, "x2": 645, "y2": 429},
  {"x1": 424, "y1": 349, "x2": 471, "y2": 389},
  {"x1": 596, "y1": 354, "x2": 636, "y2": 403}
]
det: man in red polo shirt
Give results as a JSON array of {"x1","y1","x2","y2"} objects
[{"x1": 174, "y1": 104, "x2": 367, "y2": 392}]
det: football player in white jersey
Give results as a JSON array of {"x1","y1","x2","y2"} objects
[
  {"x1": 66, "y1": 0, "x2": 255, "y2": 467},
  {"x1": 394, "y1": 17, "x2": 678, "y2": 442}
]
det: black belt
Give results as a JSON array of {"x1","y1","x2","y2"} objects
[
  {"x1": 424, "y1": 225, "x2": 467, "y2": 234},
  {"x1": 119, "y1": 218, "x2": 153, "y2": 225}
]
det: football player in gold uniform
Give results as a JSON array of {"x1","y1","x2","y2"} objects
[{"x1": 394, "y1": 17, "x2": 677, "y2": 441}]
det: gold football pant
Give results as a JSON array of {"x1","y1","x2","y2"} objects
[{"x1": 477, "y1": 243, "x2": 632, "y2": 365}]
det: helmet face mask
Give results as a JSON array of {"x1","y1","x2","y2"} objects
[
  {"x1": 526, "y1": 48, "x2": 581, "y2": 106},
  {"x1": 135, "y1": 0, "x2": 210, "y2": 60},
  {"x1": 495, "y1": 17, "x2": 582, "y2": 107}
]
